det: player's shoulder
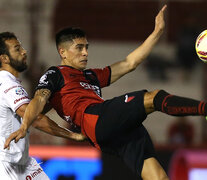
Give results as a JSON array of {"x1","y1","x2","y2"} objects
[
  {"x1": 87, "y1": 66, "x2": 110, "y2": 71},
  {"x1": 37, "y1": 66, "x2": 63, "y2": 88},
  {"x1": 0, "y1": 71, "x2": 21, "y2": 97},
  {"x1": 40, "y1": 66, "x2": 60, "y2": 78},
  {"x1": 44, "y1": 66, "x2": 59, "y2": 72},
  {"x1": 0, "y1": 70, "x2": 12, "y2": 81},
  {"x1": 0, "y1": 71, "x2": 19, "y2": 88}
]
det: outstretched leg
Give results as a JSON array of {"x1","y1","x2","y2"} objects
[
  {"x1": 141, "y1": 157, "x2": 169, "y2": 180},
  {"x1": 144, "y1": 89, "x2": 206, "y2": 116},
  {"x1": 154, "y1": 90, "x2": 206, "y2": 116}
]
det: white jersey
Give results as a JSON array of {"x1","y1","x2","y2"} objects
[{"x1": 0, "y1": 70, "x2": 30, "y2": 165}]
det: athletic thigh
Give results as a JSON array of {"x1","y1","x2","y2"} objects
[
  {"x1": 141, "y1": 157, "x2": 169, "y2": 180},
  {"x1": 98, "y1": 125, "x2": 156, "y2": 178},
  {"x1": 120, "y1": 125, "x2": 156, "y2": 177},
  {"x1": 95, "y1": 90, "x2": 148, "y2": 143}
]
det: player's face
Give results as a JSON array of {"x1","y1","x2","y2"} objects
[
  {"x1": 64, "y1": 38, "x2": 89, "y2": 70},
  {"x1": 5, "y1": 38, "x2": 27, "y2": 72}
]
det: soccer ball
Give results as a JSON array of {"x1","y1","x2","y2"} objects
[{"x1": 195, "y1": 30, "x2": 207, "y2": 63}]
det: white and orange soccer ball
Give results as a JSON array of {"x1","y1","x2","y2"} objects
[{"x1": 195, "y1": 30, "x2": 207, "y2": 63}]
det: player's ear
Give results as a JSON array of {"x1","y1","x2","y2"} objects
[
  {"x1": 59, "y1": 47, "x2": 66, "y2": 59},
  {"x1": 0, "y1": 54, "x2": 9, "y2": 65}
]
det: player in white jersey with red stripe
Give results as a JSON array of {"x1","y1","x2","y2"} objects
[
  {"x1": 0, "y1": 69, "x2": 48, "y2": 180},
  {"x1": 0, "y1": 32, "x2": 85, "y2": 180}
]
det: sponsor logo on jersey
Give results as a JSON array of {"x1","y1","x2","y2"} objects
[
  {"x1": 15, "y1": 87, "x2": 27, "y2": 96},
  {"x1": 25, "y1": 168, "x2": 43, "y2": 179},
  {"x1": 26, "y1": 176, "x2": 32, "y2": 180},
  {"x1": 39, "y1": 70, "x2": 56, "y2": 85},
  {"x1": 124, "y1": 95, "x2": 135, "y2": 103},
  {"x1": 4, "y1": 85, "x2": 19, "y2": 93},
  {"x1": 80, "y1": 82, "x2": 101, "y2": 97},
  {"x1": 14, "y1": 96, "x2": 29, "y2": 104},
  {"x1": 39, "y1": 74, "x2": 48, "y2": 85}
]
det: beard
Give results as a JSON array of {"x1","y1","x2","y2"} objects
[{"x1": 9, "y1": 55, "x2": 27, "y2": 72}]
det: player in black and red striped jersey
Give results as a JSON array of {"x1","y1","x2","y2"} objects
[
  {"x1": 38, "y1": 65, "x2": 111, "y2": 133},
  {"x1": 5, "y1": 5, "x2": 207, "y2": 180}
]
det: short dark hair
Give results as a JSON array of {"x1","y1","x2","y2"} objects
[
  {"x1": 55, "y1": 27, "x2": 86, "y2": 48},
  {"x1": 0, "y1": 32, "x2": 17, "y2": 67}
]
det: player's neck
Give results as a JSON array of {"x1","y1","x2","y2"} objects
[
  {"x1": 0, "y1": 66, "x2": 19, "y2": 78},
  {"x1": 60, "y1": 60, "x2": 77, "y2": 70}
]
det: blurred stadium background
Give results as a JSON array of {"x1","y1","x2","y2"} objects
[{"x1": 1, "y1": 0, "x2": 207, "y2": 179}]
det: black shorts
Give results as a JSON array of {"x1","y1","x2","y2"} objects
[{"x1": 85, "y1": 90, "x2": 156, "y2": 177}]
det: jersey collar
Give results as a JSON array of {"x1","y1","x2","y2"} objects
[
  {"x1": 0, "y1": 70, "x2": 21, "y2": 83},
  {"x1": 58, "y1": 65, "x2": 84, "y2": 72}
]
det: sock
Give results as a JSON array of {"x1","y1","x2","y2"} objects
[{"x1": 153, "y1": 90, "x2": 207, "y2": 116}]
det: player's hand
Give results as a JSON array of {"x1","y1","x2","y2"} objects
[
  {"x1": 4, "y1": 128, "x2": 27, "y2": 150},
  {"x1": 154, "y1": 5, "x2": 167, "y2": 34}
]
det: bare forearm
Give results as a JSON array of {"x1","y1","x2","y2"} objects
[
  {"x1": 110, "y1": 31, "x2": 162, "y2": 83},
  {"x1": 126, "y1": 30, "x2": 163, "y2": 67},
  {"x1": 33, "y1": 115, "x2": 86, "y2": 141},
  {"x1": 21, "y1": 97, "x2": 46, "y2": 131},
  {"x1": 21, "y1": 89, "x2": 50, "y2": 131}
]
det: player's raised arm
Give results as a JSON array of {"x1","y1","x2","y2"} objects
[{"x1": 110, "y1": 5, "x2": 167, "y2": 84}]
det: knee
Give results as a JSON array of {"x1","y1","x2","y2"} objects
[
  {"x1": 149, "y1": 89, "x2": 161, "y2": 97},
  {"x1": 145, "y1": 89, "x2": 162, "y2": 100},
  {"x1": 141, "y1": 157, "x2": 169, "y2": 180},
  {"x1": 144, "y1": 89, "x2": 162, "y2": 114}
]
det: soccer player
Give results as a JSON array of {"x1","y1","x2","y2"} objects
[
  {"x1": 5, "y1": 5, "x2": 207, "y2": 180},
  {"x1": 0, "y1": 32, "x2": 85, "y2": 180}
]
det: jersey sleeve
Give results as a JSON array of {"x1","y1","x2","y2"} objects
[
  {"x1": 36, "y1": 66, "x2": 64, "y2": 93},
  {"x1": 90, "y1": 66, "x2": 111, "y2": 88},
  {"x1": 3, "y1": 83, "x2": 30, "y2": 112}
]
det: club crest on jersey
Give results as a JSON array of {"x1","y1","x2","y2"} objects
[{"x1": 15, "y1": 87, "x2": 27, "y2": 96}]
